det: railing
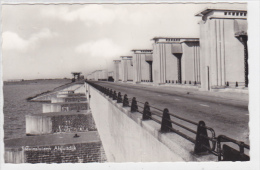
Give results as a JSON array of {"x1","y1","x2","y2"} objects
[{"x1": 86, "y1": 80, "x2": 250, "y2": 161}]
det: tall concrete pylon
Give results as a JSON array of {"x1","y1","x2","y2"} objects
[
  {"x1": 152, "y1": 37, "x2": 200, "y2": 85},
  {"x1": 120, "y1": 56, "x2": 133, "y2": 82},
  {"x1": 113, "y1": 60, "x2": 121, "y2": 82},
  {"x1": 132, "y1": 49, "x2": 153, "y2": 83},
  {"x1": 195, "y1": 7, "x2": 248, "y2": 90}
]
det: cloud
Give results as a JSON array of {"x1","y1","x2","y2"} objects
[
  {"x1": 75, "y1": 38, "x2": 127, "y2": 58},
  {"x1": 40, "y1": 5, "x2": 181, "y2": 27},
  {"x1": 2, "y1": 28, "x2": 58, "y2": 51},
  {"x1": 42, "y1": 5, "x2": 127, "y2": 26}
]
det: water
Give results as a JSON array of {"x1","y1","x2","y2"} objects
[{"x1": 3, "y1": 80, "x2": 70, "y2": 140}]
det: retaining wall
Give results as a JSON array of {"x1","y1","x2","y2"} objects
[{"x1": 87, "y1": 83, "x2": 216, "y2": 162}]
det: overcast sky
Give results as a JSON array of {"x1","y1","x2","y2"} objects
[{"x1": 1, "y1": 3, "x2": 246, "y2": 80}]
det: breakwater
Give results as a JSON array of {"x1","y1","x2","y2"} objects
[{"x1": 4, "y1": 81, "x2": 106, "y2": 163}]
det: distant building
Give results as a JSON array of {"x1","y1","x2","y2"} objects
[
  {"x1": 196, "y1": 7, "x2": 248, "y2": 90},
  {"x1": 113, "y1": 60, "x2": 121, "y2": 82},
  {"x1": 152, "y1": 37, "x2": 200, "y2": 85},
  {"x1": 91, "y1": 70, "x2": 108, "y2": 81},
  {"x1": 132, "y1": 49, "x2": 153, "y2": 83},
  {"x1": 86, "y1": 73, "x2": 93, "y2": 80}
]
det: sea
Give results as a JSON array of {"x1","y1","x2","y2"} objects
[{"x1": 3, "y1": 79, "x2": 71, "y2": 140}]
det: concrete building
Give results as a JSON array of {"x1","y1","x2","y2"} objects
[
  {"x1": 195, "y1": 7, "x2": 248, "y2": 90},
  {"x1": 113, "y1": 60, "x2": 121, "y2": 82},
  {"x1": 86, "y1": 73, "x2": 93, "y2": 80},
  {"x1": 91, "y1": 70, "x2": 108, "y2": 81},
  {"x1": 120, "y1": 56, "x2": 133, "y2": 82},
  {"x1": 92, "y1": 70, "x2": 99, "y2": 81},
  {"x1": 100, "y1": 70, "x2": 108, "y2": 81},
  {"x1": 108, "y1": 71, "x2": 113, "y2": 77},
  {"x1": 132, "y1": 49, "x2": 153, "y2": 83},
  {"x1": 152, "y1": 37, "x2": 200, "y2": 85}
]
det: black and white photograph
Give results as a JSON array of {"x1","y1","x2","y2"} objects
[{"x1": 0, "y1": 1, "x2": 259, "y2": 169}]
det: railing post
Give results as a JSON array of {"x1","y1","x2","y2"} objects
[
  {"x1": 113, "y1": 91, "x2": 117, "y2": 100},
  {"x1": 194, "y1": 121, "x2": 210, "y2": 154},
  {"x1": 123, "y1": 94, "x2": 129, "y2": 107},
  {"x1": 109, "y1": 89, "x2": 113, "y2": 98},
  {"x1": 131, "y1": 97, "x2": 138, "y2": 112},
  {"x1": 160, "y1": 108, "x2": 172, "y2": 132},
  {"x1": 217, "y1": 136, "x2": 222, "y2": 161},
  {"x1": 117, "y1": 92, "x2": 122, "y2": 103},
  {"x1": 142, "y1": 102, "x2": 151, "y2": 120}
]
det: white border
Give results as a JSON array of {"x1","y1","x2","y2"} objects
[{"x1": 0, "y1": 1, "x2": 259, "y2": 170}]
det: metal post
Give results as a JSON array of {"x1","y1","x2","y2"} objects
[
  {"x1": 109, "y1": 89, "x2": 113, "y2": 98},
  {"x1": 131, "y1": 97, "x2": 138, "y2": 112},
  {"x1": 217, "y1": 136, "x2": 222, "y2": 161},
  {"x1": 160, "y1": 108, "x2": 172, "y2": 132},
  {"x1": 105, "y1": 88, "x2": 109, "y2": 95},
  {"x1": 123, "y1": 94, "x2": 129, "y2": 107},
  {"x1": 113, "y1": 91, "x2": 117, "y2": 100},
  {"x1": 142, "y1": 102, "x2": 151, "y2": 120},
  {"x1": 117, "y1": 92, "x2": 122, "y2": 103},
  {"x1": 194, "y1": 121, "x2": 210, "y2": 154}
]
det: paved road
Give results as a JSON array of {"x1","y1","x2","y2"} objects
[{"x1": 92, "y1": 81, "x2": 249, "y2": 146}]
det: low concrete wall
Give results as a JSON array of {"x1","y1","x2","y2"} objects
[
  {"x1": 42, "y1": 102, "x2": 88, "y2": 113},
  {"x1": 51, "y1": 97, "x2": 87, "y2": 103},
  {"x1": 88, "y1": 83, "x2": 217, "y2": 162},
  {"x1": 26, "y1": 111, "x2": 96, "y2": 135},
  {"x1": 57, "y1": 93, "x2": 86, "y2": 98},
  {"x1": 62, "y1": 84, "x2": 82, "y2": 91},
  {"x1": 74, "y1": 84, "x2": 86, "y2": 93},
  {"x1": 31, "y1": 91, "x2": 58, "y2": 102}
]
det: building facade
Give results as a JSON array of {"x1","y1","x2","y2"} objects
[
  {"x1": 113, "y1": 60, "x2": 121, "y2": 82},
  {"x1": 152, "y1": 37, "x2": 200, "y2": 85},
  {"x1": 132, "y1": 49, "x2": 153, "y2": 83},
  {"x1": 196, "y1": 8, "x2": 248, "y2": 90},
  {"x1": 120, "y1": 56, "x2": 133, "y2": 82}
]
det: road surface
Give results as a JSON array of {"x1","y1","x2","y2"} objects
[{"x1": 91, "y1": 81, "x2": 249, "y2": 147}]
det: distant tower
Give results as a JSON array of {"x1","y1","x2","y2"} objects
[{"x1": 71, "y1": 72, "x2": 82, "y2": 82}]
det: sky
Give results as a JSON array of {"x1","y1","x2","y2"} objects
[{"x1": 1, "y1": 3, "x2": 247, "y2": 80}]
